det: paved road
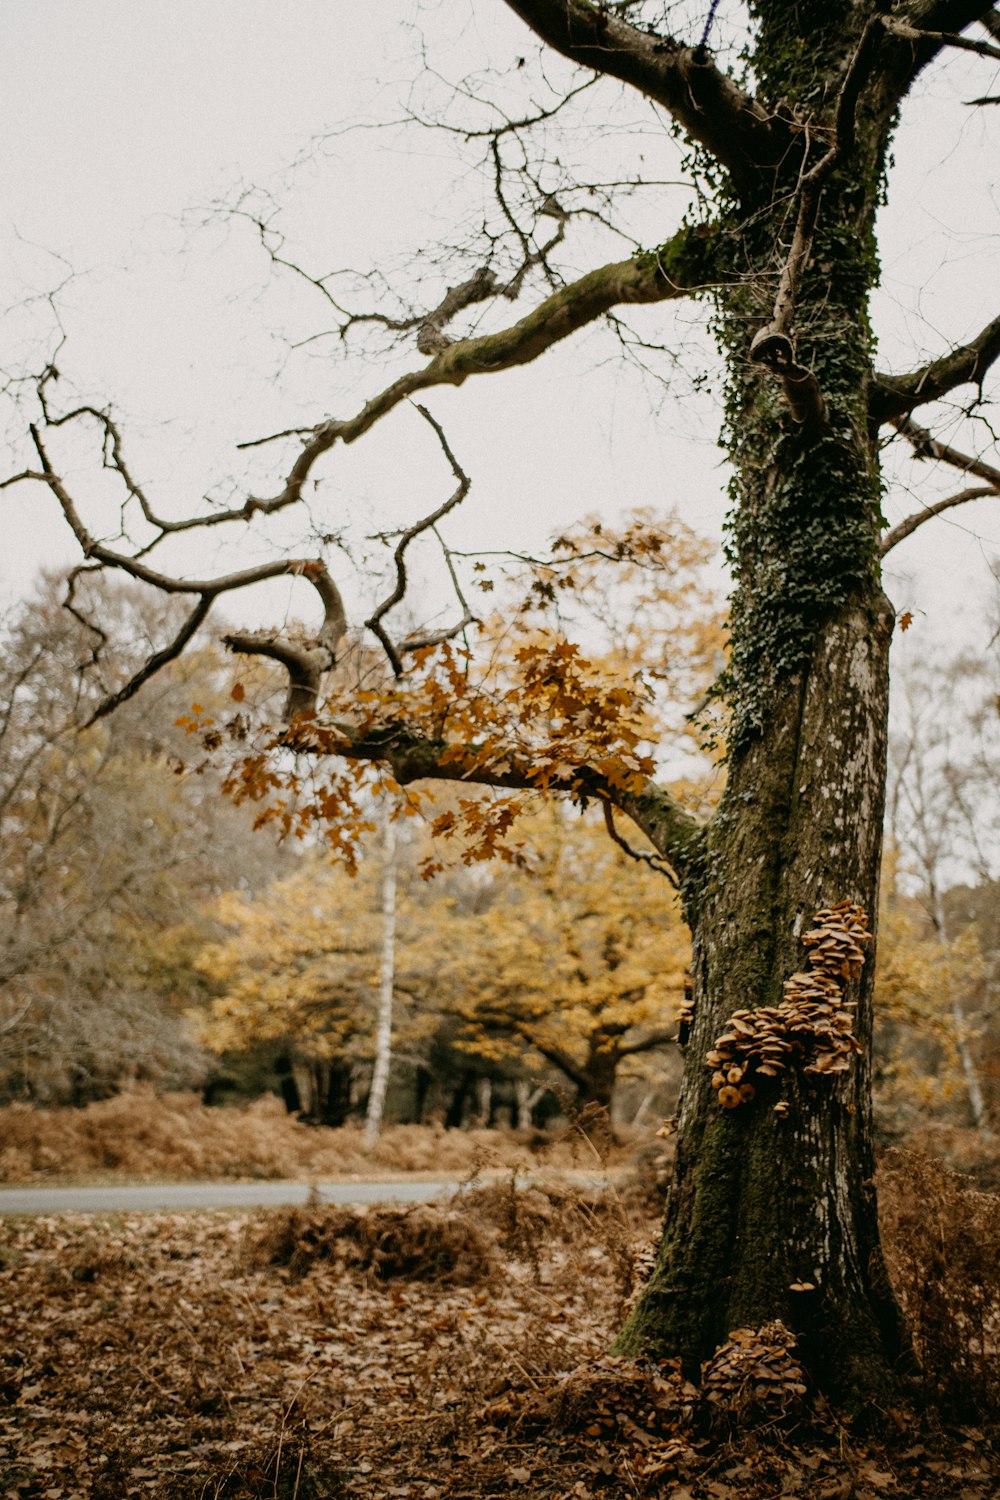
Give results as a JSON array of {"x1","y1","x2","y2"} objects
[{"x1": 0, "y1": 1179, "x2": 463, "y2": 1215}]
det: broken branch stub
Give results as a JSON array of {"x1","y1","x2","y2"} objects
[{"x1": 749, "y1": 326, "x2": 826, "y2": 427}]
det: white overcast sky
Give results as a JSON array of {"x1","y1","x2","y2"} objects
[{"x1": 1, "y1": 1, "x2": 998, "y2": 667}]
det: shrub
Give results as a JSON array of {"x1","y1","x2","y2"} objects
[
  {"x1": 880, "y1": 1148, "x2": 1000, "y2": 1419},
  {"x1": 245, "y1": 1202, "x2": 497, "y2": 1285}
]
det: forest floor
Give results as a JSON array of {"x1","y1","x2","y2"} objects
[{"x1": 1, "y1": 1154, "x2": 997, "y2": 1500}]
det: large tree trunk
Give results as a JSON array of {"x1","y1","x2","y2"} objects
[
  {"x1": 619, "y1": 103, "x2": 911, "y2": 1400},
  {"x1": 618, "y1": 596, "x2": 908, "y2": 1402},
  {"x1": 572, "y1": 1035, "x2": 622, "y2": 1142}
]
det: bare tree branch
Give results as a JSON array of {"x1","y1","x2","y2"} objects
[
  {"x1": 28, "y1": 238, "x2": 698, "y2": 541},
  {"x1": 397, "y1": 526, "x2": 476, "y2": 656},
  {"x1": 233, "y1": 157, "x2": 575, "y2": 360},
  {"x1": 86, "y1": 595, "x2": 214, "y2": 725},
  {"x1": 500, "y1": 0, "x2": 788, "y2": 196},
  {"x1": 881, "y1": 398, "x2": 1000, "y2": 556},
  {"x1": 871, "y1": 312, "x2": 1000, "y2": 422},
  {"x1": 5, "y1": 233, "x2": 709, "y2": 655},
  {"x1": 865, "y1": 2, "x2": 1000, "y2": 127},
  {"x1": 219, "y1": 558, "x2": 350, "y2": 718},
  {"x1": 14, "y1": 421, "x2": 354, "y2": 714},
  {"x1": 41, "y1": 399, "x2": 225, "y2": 539},
  {"x1": 881, "y1": 484, "x2": 999, "y2": 554},
  {"x1": 882, "y1": 12, "x2": 1000, "y2": 62},
  {"x1": 365, "y1": 406, "x2": 473, "y2": 674},
  {"x1": 891, "y1": 414, "x2": 1000, "y2": 487},
  {"x1": 221, "y1": 631, "x2": 329, "y2": 719}
]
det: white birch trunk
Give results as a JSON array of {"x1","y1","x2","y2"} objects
[
  {"x1": 474, "y1": 1077, "x2": 492, "y2": 1128},
  {"x1": 364, "y1": 805, "x2": 397, "y2": 1147},
  {"x1": 514, "y1": 1079, "x2": 547, "y2": 1131}
]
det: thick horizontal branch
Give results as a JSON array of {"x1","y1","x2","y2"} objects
[
  {"x1": 231, "y1": 238, "x2": 706, "y2": 515},
  {"x1": 865, "y1": 2, "x2": 1000, "y2": 128},
  {"x1": 871, "y1": 312, "x2": 1000, "y2": 422},
  {"x1": 292, "y1": 718, "x2": 708, "y2": 885},
  {"x1": 326, "y1": 245, "x2": 700, "y2": 435},
  {"x1": 222, "y1": 632, "x2": 334, "y2": 719},
  {"x1": 500, "y1": 0, "x2": 786, "y2": 195},
  {"x1": 619, "y1": 1026, "x2": 680, "y2": 1058},
  {"x1": 452, "y1": 1003, "x2": 589, "y2": 1092},
  {"x1": 511, "y1": 1026, "x2": 588, "y2": 1093}
]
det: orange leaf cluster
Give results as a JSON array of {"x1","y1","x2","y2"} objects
[
  {"x1": 707, "y1": 902, "x2": 871, "y2": 1108},
  {"x1": 215, "y1": 630, "x2": 660, "y2": 874},
  {"x1": 199, "y1": 508, "x2": 721, "y2": 874}
]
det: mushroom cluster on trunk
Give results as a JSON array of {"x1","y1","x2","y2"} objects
[{"x1": 706, "y1": 902, "x2": 871, "y2": 1109}]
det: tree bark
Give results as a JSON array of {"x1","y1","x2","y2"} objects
[
  {"x1": 617, "y1": 61, "x2": 913, "y2": 1398},
  {"x1": 617, "y1": 598, "x2": 909, "y2": 1404}
]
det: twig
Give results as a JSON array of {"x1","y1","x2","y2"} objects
[
  {"x1": 600, "y1": 798, "x2": 678, "y2": 887},
  {"x1": 881, "y1": 486, "x2": 998, "y2": 555},
  {"x1": 365, "y1": 405, "x2": 472, "y2": 675},
  {"x1": 891, "y1": 415, "x2": 1000, "y2": 489},
  {"x1": 479, "y1": 1326, "x2": 542, "y2": 1391},
  {"x1": 881, "y1": 15, "x2": 1000, "y2": 64}
]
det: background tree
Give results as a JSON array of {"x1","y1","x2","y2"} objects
[
  {"x1": 435, "y1": 805, "x2": 690, "y2": 1123},
  {"x1": 4, "y1": 1, "x2": 1000, "y2": 1406},
  {"x1": 873, "y1": 876, "x2": 986, "y2": 1128},
  {"x1": 887, "y1": 650, "x2": 1000, "y2": 1127},
  {"x1": 0, "y1": 573, "x2": 286, "y2": 1103},
  {"x1": 193, "y1": 842, "x2": 445, "y2": 1125},
  {"x1": 364, "y1": 802, "x2": 401, "y2": 1145}
]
